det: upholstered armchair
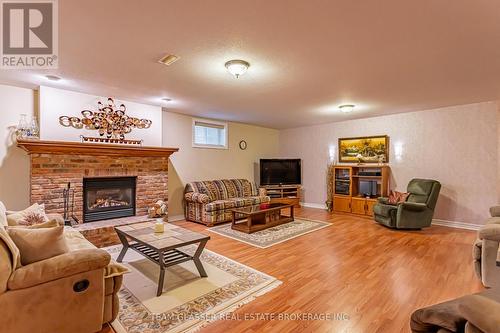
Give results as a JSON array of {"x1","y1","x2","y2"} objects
[
  {"x1": 0, "y1": 202, "x2": 127, "y2": 333},
  {"x1": 373, "y1": 179, "x2": 441, "y2": 229},
  {"x1": 473, "y1": 206, "x2": 500, "y2": 288}
]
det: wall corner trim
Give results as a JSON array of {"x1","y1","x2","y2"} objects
[
  {"x1": 300, "y1": 202, "x2": 327, "y2": 210},
  {"x1": 168, "y1": 214, "x2": 185, "y2": 222},
  {"x1": 431, "y1": 219, "x2": 481, "y2": 231},
  {"x1": 299, "y1": 203, "x2": 481, "y2": 231}
]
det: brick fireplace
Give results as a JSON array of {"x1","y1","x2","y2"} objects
[{"x1": 17, "y1": 140, "x2": 178, "y2": 224}]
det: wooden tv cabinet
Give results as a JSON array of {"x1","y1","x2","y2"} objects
[
  {"x1": 332, "y1": 165, "x2": 389, "y2": 217},
  {"x1": 261, "y1": 185, "x2": 301, "y2": 208}
]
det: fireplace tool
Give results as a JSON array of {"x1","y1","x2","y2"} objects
[{"x1": 63, "y1": 182, "x2": 79, "y2": 226}]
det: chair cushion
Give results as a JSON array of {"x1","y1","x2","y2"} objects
[
  {"x1": 407, "y1": 179, "x2": 437, "y2": 204},
  {"x1": 486, "y1": 217, "x2": 500, "y2": 225},
  {"x1": 388, "y1": 191, "x2": 409, "y2": 204},
  {"x1": 7, "y1": 226, "x2": 69, "y2": 265},
  {"x1": 8, "y1": 220, "x2": 59, "y2": 229},
  {"x1": 205, "y1": 200, "x2": 237, "y2": 212},
  {"x1": 0, "y1": 225, "x2": 21, "y2": 270},
  {"x1": 6, "y1": 203, "x2": 49, "y2": 226}
]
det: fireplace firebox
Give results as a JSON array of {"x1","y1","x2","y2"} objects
[{"x1": 83, "y1": 177, "x2": 136, "y2": 223}]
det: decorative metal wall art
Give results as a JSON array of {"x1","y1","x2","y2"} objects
[{"x1": 59, "y1": 97, "x2": 152, "y2": 145}]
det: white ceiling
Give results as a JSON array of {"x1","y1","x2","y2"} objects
[{"x1": 1, "y1": 0, "x2": 500, "y2": 129}]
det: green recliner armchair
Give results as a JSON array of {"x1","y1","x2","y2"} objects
[{"x1": 373, "y1": 178, "x2": 441, "y2": 229}]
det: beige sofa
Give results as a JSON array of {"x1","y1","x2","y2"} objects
[
  {"x1": 0, "y1": 204, "x2": 127, "y2": 333},
  {"x1": 473, "y1": 205, "x2": 500, "y2": 288}
]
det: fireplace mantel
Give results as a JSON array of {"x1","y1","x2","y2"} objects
[
  {"x1": 17, "y1": 139, "x2": 179, "y2": 157},
  {"x1": 18, "y1": 139, "x2": 178, "y2": 223}
]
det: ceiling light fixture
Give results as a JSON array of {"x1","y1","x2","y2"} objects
[
  {"x1": 225, "y1": 59, "x2": 250, "y2": 78},
  {"x1": 158, "y1": 54, "x2": 180, "y2": 66},
  {"x1": 161, "y1": 98, "x2": 172, "y2": 103},
  {"x1": 45, "y1": 75, "x2": 62, "y2": 81},
  {"x1": 339, "y1": 104, "x2": 355, "y2": 113}
]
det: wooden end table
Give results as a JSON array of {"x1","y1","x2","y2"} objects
[
  {"x1": 229, "y1": 203, "x2": 294, "y2": 234},
  {"x1": 114, "y1": 221, "x2": 210, "y2": 296}
]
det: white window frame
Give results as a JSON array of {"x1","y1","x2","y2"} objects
[{"x1": 192, "y1": 118, "x2": 229, "y2": 149}]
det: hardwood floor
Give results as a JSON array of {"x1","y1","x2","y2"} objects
[{"x1": 96, "y1": 207, "x2": 483, "y2": 333}]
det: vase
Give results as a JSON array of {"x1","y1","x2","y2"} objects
[
  {"x1": 29, "y1": 116, "x2": 40, "y2": 139},
  {"x1": 16, "y1": 114, "x2": 28, "y2": 139}
]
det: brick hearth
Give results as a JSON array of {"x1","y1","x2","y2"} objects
[{"x1": 18, "y1": 140, "x2": 178, "y2": 224}]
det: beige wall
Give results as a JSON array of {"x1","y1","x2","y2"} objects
[
  {"x1": 162, "y1": 111, "x2": 279, "y2": 218},
  {"x1": 0, "y1": 84, "x2": 35, "y2": 210},
  {"x1": 280, "y1": 102, "x2": 499, "y2": 225},
  {"x1": 38, "y1": 86, "x2": 163, "y2": 145}
]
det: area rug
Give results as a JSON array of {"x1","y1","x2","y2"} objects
[
  {"x1": 207, "y1": 218, "x2": 331, "y2": 248},
  {"x1": 105, "y1": 245, "x2": 281, "y2": 333}
]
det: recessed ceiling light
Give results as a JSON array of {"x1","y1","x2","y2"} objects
[
  {"x1": 225, "y1": 59, "x2": 250, "y2": 78},
  {"x1": 45, "y1": 75, "x2": 61, "y2": 81},
  {"x1": 161, "y1": 98, "x2": 172, "y2": 102},
  {"x1": 339, "y1": 104, "x2": 355, "y2": 113},
  {"x1": 158, "y1": 54, "x2": 180, "y2": 66}
]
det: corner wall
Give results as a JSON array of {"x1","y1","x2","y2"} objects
[
  {"x1": 279, "y1": 102, "x2": 499, "y2": 225},
  {"x1": 0, "y1": 84, "x2": 34, "y2": 210},
  {"x1": 162, "y1": 111, "x2": 279, "y2": 218}
]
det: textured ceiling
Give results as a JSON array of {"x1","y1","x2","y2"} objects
[{"x1": 1, "y1": 0, "x2": 500, "y2": 129}]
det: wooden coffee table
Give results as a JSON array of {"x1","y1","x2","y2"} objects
[
  {"x1": 230, "y1": 203, "x2": 294, "y2": 234},
  {"x1": 114, "y1": 221, "x2": 210, "y2": 296}
]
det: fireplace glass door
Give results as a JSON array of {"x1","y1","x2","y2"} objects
[{"x1": 83, "y1": 177, "x2": 136, "y2": 222}]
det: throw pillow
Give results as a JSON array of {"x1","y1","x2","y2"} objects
[
  {"x1": 6, "y1": 203, "x2": 49, "y2": 226},
  {"x1": 8, "y1": 219, "x2": 59, "y2": 229},
  {"x1": 388, "y1": 191, "x2": 410, "y2": 204},
  {"x1": 0, "y1": 201, "x2": 7, "y2": 227},
  {"x1": 7, "y1": 226, "x2": 68, "y2": 265}
]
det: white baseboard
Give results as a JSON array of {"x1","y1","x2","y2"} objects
[
  {"x1": 300, "y1": 202, "x2": 327, "y2": 210},
  {"x1": 168, "y1": 214, "x2": 185, "y2": 222},
  {"x1": 299, "y1": 203, "x2": 481, "y2": 231},
  {"x1": 431, "y1": 219, "x2": 480, "y2": 231}
]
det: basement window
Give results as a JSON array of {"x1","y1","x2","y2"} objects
[{"x1": 192, "y1": 118, "x2": 228, "y2": 149}]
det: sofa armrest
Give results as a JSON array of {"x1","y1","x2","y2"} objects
[
  {"x1": 8, "y1": 249, "x2": 110, "y2": 290},
  {"x1": 401, "y1": 202, "x2": 427, "y2": 212},
  {"x1": 259, "y1": 187, "x2": 267, "y2": 197},
  {"x1": 478, "y1": 224, "x2": 500, "y2": 242},
  {"x1": 490, "y1": 206, "x2": 500, "y2": 217},
  {"x1": 458, "y1": 295, "x2": 500, "y2": 333},
  {"x1": 184, "y1": 192, "x2": 210, "y2": 204},
  {"x1": 377, "y1": 197, "x2": 389, "y2": 204}
]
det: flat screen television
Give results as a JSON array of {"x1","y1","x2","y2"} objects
[{"x1": 260, "y1": 159, "x2": 301, "y2": 185}]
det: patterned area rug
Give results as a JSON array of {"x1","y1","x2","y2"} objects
[
  {"x1": 105, "y1": 245, "x2": 281, "y2": 333},
  {"x1": 207, "y1": 218, "x2": 331, "y2": 248}
]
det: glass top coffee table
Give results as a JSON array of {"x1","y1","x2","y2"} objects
[
  {"x1": 229, "y1": 202, "x2": 294, "y2": 234},
  {"x1": 114, "y1": 221, "x2": 210, "y2": 296}
]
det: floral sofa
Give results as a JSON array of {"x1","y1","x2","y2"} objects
[{"x1": 184, "y1": 179, "x2": 270, "y2": 226}]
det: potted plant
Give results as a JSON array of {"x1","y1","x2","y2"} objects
[{"x1": 325, "y1": 161, "x2": 335, "y2": 212}]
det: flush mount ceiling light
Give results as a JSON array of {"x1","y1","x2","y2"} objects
[
  {"x1": 158, "y1": 54, "x2": 180, "y2": 66},
  {"x1": 339, "y1": 104, "x2": 355, "y2": 113},
  {"x1": 45, "y1": 75, "x2": 61, "y2": 81},
  {"x1": 225, "y1": 59, "x2": 250, "y2": 78},
  {"x1": 161, "y1": 98, "x2": 172, "y2": 102}
]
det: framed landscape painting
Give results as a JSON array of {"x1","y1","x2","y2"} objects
[{"x1": 338, "y1": 135, "x2": 389, "y2": 163}]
